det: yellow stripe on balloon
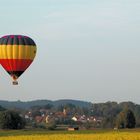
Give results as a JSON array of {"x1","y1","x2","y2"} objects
[{"x1": 0, "y1": 45, "x2": 36, "y2": 60}]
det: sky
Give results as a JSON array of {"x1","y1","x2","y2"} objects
[{"x1": 0, "y1": 0, "x2": 140, "y2": 103}]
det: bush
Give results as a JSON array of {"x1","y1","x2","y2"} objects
[
  {"x1": 47, "y1": 122, "x2": 57, "y2": 130},
  {"x1": 0, "y1": 110, "x2": 25, "y2": 129},
  {"x1": 38, "y1": 123, "x2": 47, "y2": 129}
]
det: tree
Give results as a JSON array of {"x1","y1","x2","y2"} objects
[
  {"x1": 116, "y1": 109, "x2": 136, "y2": 129},
  {"x1": 0, "y1": 105, "x2": 5, "y2": 111},
  {"x1": 43, "y1": 104, "x2": 53, "y2": 110},
  {"x1": 134, "y1": 105, "x2": 140, "y2": 127},
  {"x1": 0, "y1": 110, "x2": 25, "y2": 129},
  {"x1": 116, "y1": 111, "x2": 125, "y2": 129},
  {"x1": 83, "y1": 122, "x2": 92, "y2": 129},
  {"x1": 125, "y1": 109, "x2": 136, "y2": 128}
]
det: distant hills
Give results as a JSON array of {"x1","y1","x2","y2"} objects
[{"x1": 0, "y1": 99, "x2": 92, "y2": 109}]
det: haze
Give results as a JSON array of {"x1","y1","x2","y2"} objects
[{"x1": 0, "y1": 0, "x2": 140, "y2": 103}]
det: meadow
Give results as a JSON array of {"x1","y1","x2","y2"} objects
[{"x1": 0, "y1": 129, "x2": 140, "y2": 140}]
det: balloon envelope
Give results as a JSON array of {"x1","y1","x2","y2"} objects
[{"x1": 0, "y1": 35, "x2": 37, "y2": 84}]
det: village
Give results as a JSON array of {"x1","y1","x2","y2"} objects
[{"x1": 22, "y1": 105, "x2": 102, "y2": 130}]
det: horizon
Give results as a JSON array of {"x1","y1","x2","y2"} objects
[
  {"x1": 0, "y1": 98, "x2": 137, "y2": 105},
  {"x1": 0, "y1": 0, "x2": 140, "y2": 103}
]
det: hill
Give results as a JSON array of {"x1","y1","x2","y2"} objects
[{"x1": 0, "y1": 99, "x2": 92, "y2": 109}]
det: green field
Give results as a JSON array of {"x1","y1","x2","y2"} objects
[{"x1": 0, "y1": 129, "x2": 139, "y2": 136}]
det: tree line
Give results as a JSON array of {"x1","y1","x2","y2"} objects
[
  {"x1": 0, "y1": 101, "x2": 139, "y2": 129},
  {"x1": 89, "y1": 101, "x2": 139, "y2": 128}
]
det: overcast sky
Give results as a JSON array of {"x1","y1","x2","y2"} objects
[{"x1": 0, "y1": 0, "x2": 140, "y2": 103}]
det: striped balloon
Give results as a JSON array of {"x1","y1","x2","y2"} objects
[{"x1": 0, "y1": 35, "x2": 37, "y2": 85}]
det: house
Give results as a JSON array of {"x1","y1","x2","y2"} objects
[
  {"x1": 55, "y1": 111, "x2": 65, "y2": 118},
  {"x1": 71, "y1": 116, "x2": 78, "y2": 121},
  {"x1": 35, "y1": 116, "x2": 43, "y2": 123},
  {"x1": 24, "y1": 111, "x2": 33, "y2": 120},
  {"x1": 68, "y1": 126, "x2": 79, "y2": 131}
]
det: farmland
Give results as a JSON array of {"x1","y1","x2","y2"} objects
[{"x1": 0, "y1": 129, "x2": 140, "y2": 140}]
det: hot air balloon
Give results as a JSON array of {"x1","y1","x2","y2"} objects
[{"x1": 0, "y1": 35, "x2": 37, "y2": 85}]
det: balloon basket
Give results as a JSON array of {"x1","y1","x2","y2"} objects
[{"x1": 12, "y1": 81, "x2": 18, "y2": 85}]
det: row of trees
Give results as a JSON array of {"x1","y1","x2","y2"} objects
[
  {"x1": 0, "y1": 101, "x2": 138, "y2": 130},
  {"x1": 0, "y1": 109, "x2": 135, "y2": 130},
  {"x1": 90, "y1": 102, "x2": 139, "y2": 128}
]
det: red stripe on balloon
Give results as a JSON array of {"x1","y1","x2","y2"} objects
[{"x1": 0, "y1": 59, "x2": 33, "y2": 71}]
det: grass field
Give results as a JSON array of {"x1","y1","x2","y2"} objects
[{"x1": 0, "y1": 129, "x2": 140, "y2": 140}]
